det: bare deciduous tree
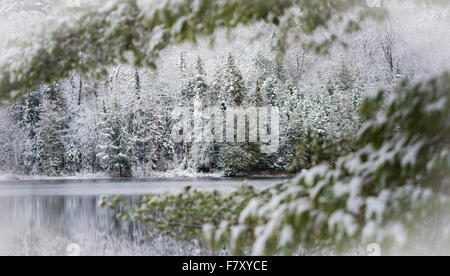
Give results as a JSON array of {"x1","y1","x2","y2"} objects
[{"x1": 380, "y1": 29, "x2": 398, "y2": 74}]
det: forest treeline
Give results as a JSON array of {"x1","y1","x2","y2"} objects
[{"x1": 0, "y1": 52, "x2": 367, "y2": 177}]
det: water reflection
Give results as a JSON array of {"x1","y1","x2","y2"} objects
[
  {"x1": 1, "y1": 195, "x2": 142, "y2": 255},
  {"x1": 0, "y1": 178, "x2": 286, "y2": 255}
]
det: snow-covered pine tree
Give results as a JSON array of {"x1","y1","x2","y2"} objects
[
  {"x1": 217, "y1": 53, "x2": 266, "y2": 176},
  {"x1": 34, "y1": 83, "x2": 69, "y2": 175},
  {"x1": 176, "y1": 53, "x2": 195, "y2": 168},
  {"x1": 97, "y1": 101, "x2": 133, "y2": 177},
  {"x1": 14, "y1": 91, "x2": 41, "y2": 174},
  {"x1": 222, "y1": 53, "x2": 245, "y2": 107},
  {"x1": 271, "y1": 79, "x2": 300, "y2": 171},
  {"x1": 260, "y1": 76, "x2": 278, "y2": 106},
  {"x1": 326, "y1": 59, "x2": 365, "y2": 139},
  {"x1": 132, "y1": 100, "x2": 149, "y2": 172},
  {"x1": 179, "y1": 52, "x2": 196, "y2": 107},
  {"x1": 148, "y1": 111, "x2": 165, "y2": 171},
  {"x1": 191, "y1": 56, "x2": 215, "y2": 172},
  {"x1": 152, "y1": 82, "x2": 177, "y2": 171},
  {"x1": 159, "y1": 114, "x2": 175, "y2": 171},
  {"x1": 250, "y1": 53, "x2": 290, "y2": 106},
  {"x1": 194, "y1": 56, "x2": 207, "y2": 100},
  {"x1": 249, "y1": 54, "x2": 294, "y2": 171},
  {"x1": 212, "y1": 64, "x2": 227, "y2": 111},
  {"x1": 72, "y1": 78, "x2": 105, "y2": 174},
  {"x1": 0, "y1": 106, "x2": 25, "y2": 171},
  {"x1": 64, "y1": 75, "x2": 86, "y2": 173}
]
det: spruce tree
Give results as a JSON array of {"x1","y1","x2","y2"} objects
[
  {"x1": 218, "y1": 53, "x2": 266, "y2": 176},
  {"x1": 179, "y1": 53, "x2": 196, "y2": 106},
  {"x1": 34, "y1": 84, "x2": 69, "y2": 175},
  {"x1": 222, "y1": 53, "x2": 246, "y2": 107},
  {"x1": 326, "y1": 60, "x2": 365, "y2": 139},
  {"x1": 97, "y1": 101, "x2": 133, "y2": 177},
  {"x1": 191, "y1": 57, "x2": 212, "y2": 171},
  {"x1": 212, "y1": 64, "x2": 226, "y2": 110},
  {"x1": 17, "y1": 91, "x2": 41, "y2": 174}
]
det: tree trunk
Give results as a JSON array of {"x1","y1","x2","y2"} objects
[
  {"x1": 78, "y1": 76, "x2": 83, "y2": 106},
  {"x1": 184, "y1": 143, "x2": 189, "y2": 169}
]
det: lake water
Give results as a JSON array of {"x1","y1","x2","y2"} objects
[{"x1": 0, "y1": 177, "x2": 287, "y2": 256}]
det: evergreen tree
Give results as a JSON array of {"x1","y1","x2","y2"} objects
[
  {"x1": 97, "y1": 101, "x2": 133, "y2": 177},
  {"x1": 222, "y1": 53, "x2": 246, "y2": 107},
  {"x1": 191, "y1": 57, "x2": 215, "y2": 171},
  {"x1": 179, "y1": 53, "x2": 196, "y2": 106},
  {"x1": 34, "y1": 83, "x2": 69, "y2": 175},
  {"x1": 160, "y1": 115, "x2": 176, "y2": 171},
  {"x1": 326, "y1": 60, "x2": 365, "y2": 139},
  {"x1": 17, "y1": 91, "x2": 41, "y2": 174},
  {"x1": 194, "y1": 56, "x2": 208, "y2": 99},
  {"x1": 250, "y1": 53, "x2": 283, "y2": 106},
  {"x1": 147, "y1": 111, "x2": 165, "y2": 171},
  {"x1": 132, "y1": 101, "x2": 150, "y2": 170},
  {"x1": 218, "y1": 53, "x2": 267, "y2": 176},
  {"x1": 212, "y1": 64, "x2": 226, "y2": 110},
  {"x1": 260, "y1": 76, "x2": 279, "y2": 106}
]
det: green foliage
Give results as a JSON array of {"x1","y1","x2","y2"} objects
[
  {"x1": 218, "y1": 144, "x2": 265, "y2": 177},
  {"x1": 101, "y1": 185, "x2": 259, "y2": 242},
  {"x1": 290, "y1": 131, "x2": 356, "y2": 172}
]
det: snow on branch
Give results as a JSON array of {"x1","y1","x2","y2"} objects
[{"x1": 0, "y1": 0, "x2": 384, "y2": 102}]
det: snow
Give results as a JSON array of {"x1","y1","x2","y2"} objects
[
  {"x1": 0, "y1": 169, "x2": 223, "y2": 181},
  {"x1": 329, "y1": 210, "x2": 358, "y2": 237},
  {"x1": 0, "y1": 177, "x2": 283, "y2": 197},
  {"x1": 426, "y1": 97, "x2": 447, "y2": 113},
  {"x1": 362, "y1": 221, "x2": 377, "y2": 241},
  {"x1": 239, "y1": 198, "x2": 262, "y2": 224},
  {"x1": 0, "y1": 0, "x2": 448, "y2": 256},
  {"x1": 365, "y1": 190, "x2": 390, "y2": 223},
  {"x1": 278, "y1": 225, "x2": 293, "y2": 247},
  {"x1": 230, "y1": 225, "x2": 246, "y2": 246},
  {"x1": 401, "y1": 140, "x2": 425, "y2": 167},
  {"x1": 252, "y1": 217, "x2": 280, "y2": 256}
]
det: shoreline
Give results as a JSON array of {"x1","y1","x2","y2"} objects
[{"x1": 0, "y1": 171, "x2": 295, "y2": 182}]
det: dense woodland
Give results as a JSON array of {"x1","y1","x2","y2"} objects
[{"x1": 0, "y1": 50, "x2": 369, "y2": 177}]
